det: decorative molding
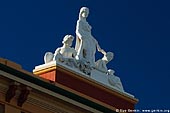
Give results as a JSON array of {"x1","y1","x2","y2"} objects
[
  {"x1": 17, "y1": 87, "x2": 31, "y2": 107},
  {"x1": 27, "y1": 97, "x2": 69, "y2": 113},
  {"x1": 0, "y1": 79, "x2": 74, "y2": 113},
  {"x1": 5, "y1": 82, "x2": 19, "y2": 102},
  {"x1": 0, "y1": 70, "x2": 102, "y2": 113}
]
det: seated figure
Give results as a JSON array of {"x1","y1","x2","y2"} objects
[
  {"x1": 53, "y1": 35, "x2": 76, "y2": 59},
  {"x1": 95, "y1": 52, "x2": 114, "y2": 73},
  {"x1": 53, "y1": 35, "x2": 78, "y2": 67},
  {"x1": 44, "y1": 35, "x2": 77, "y2": 68},
  {"x1": 107, "y1": 69, "x2": 124, "y2": 92}
]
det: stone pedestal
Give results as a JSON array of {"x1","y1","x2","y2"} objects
[{"x1": 33, "y1": 61, "x2": 138, "y2": 112}]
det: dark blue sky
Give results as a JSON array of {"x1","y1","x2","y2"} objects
[{"x1": 1, "y1": 0, "x2": 170, "y2": 110}]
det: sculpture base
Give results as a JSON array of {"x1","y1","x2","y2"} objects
[{"x1": 33, "y1": 61, "x2": 138, "y2": 111}]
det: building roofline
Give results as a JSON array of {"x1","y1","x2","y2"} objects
[{"x1": 0, "y1": 61, "x2": 116, "y2": 113}]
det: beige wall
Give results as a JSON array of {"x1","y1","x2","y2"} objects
[{"x1": 5, "y1": 105, "x2": 21, "y2": 113}]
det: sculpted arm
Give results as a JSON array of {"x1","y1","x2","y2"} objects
[
  {"x1": 95, "y1": 39, "x2": 106, "y2": 55},
  {"x1": 54, "y1": 48, "x2": 61, "y2": 56}
]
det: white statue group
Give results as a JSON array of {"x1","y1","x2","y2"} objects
[{"x1": 44, "y1": 7, "x2": 124, "y2": 92}]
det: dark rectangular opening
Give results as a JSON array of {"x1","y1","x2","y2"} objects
[{"x1": 0, "y1": 103, "x2": 4, "y2": 113}]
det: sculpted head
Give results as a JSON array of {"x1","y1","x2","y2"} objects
[
  {"x1": 102, "y1": 52, "x2": 114, "y2": 62},
  {"x1": 62, "y1": 35, "x2": 74, "y2": 47},
  {"x1": 79, "y1": 7, "x2": 89, "y2": 19}
]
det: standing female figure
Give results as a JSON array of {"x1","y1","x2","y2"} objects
[{"x1": 75, "y1": 7, "x2": 105, "y2": 67}]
